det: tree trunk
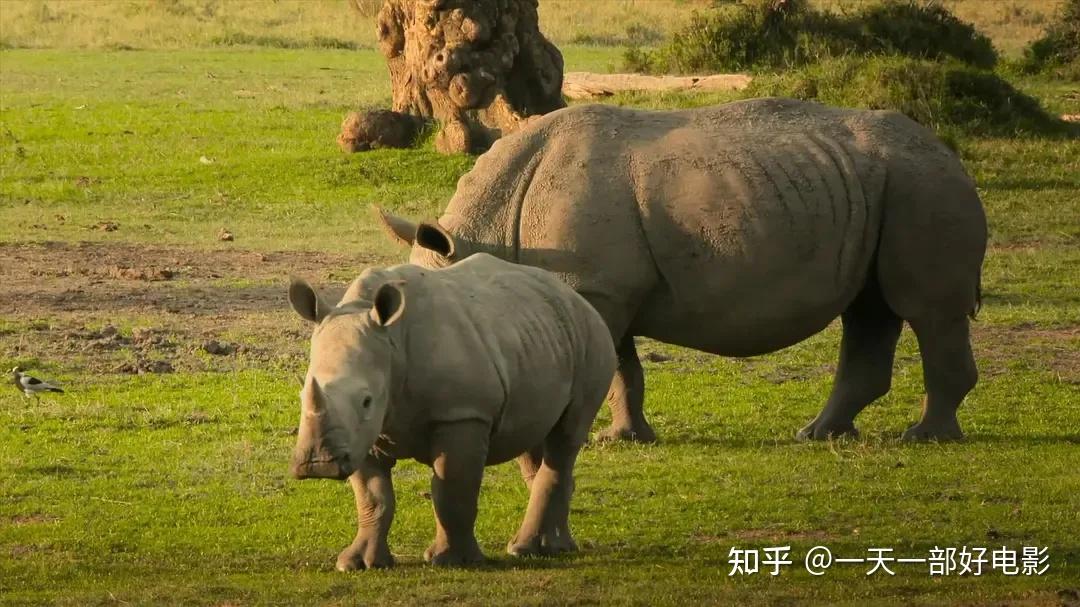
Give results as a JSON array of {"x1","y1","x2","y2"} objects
[{"x1": 339, "y1": 0, "x2": 565, "y2": 154}]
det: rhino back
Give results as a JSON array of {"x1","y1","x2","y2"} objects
[
  {"x1": 377, "y1": 256, "x2": 613, "y2": 463},
  {"x1": 439, "y1": 100, "x2": 955, "y2": 355},
  {"x1": 436, "y1": 117, "x2": 554, "y2": 264},
  {"x1": 510, "y1": 106, "x2": 675, "y2": 337},
  {"x1": 626, "y1": 99, "x2": 892, "y2": 354}
]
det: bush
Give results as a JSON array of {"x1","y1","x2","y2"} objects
[
  {"x1": 625, "y1": 0, "x2": 997, "y2": 74},
  {"x1": 1020, "y1": 0, "x2": 1080, "y2": 79},
  {"x1": 855, "y1": 2, "x2": 997, "y2": 69},
  {"x1": 745, "y1": 56, "x2": 1062, "y2": 136},
  {"x1": 624, "y1": 0, "x2": 843, "y2": 73}
]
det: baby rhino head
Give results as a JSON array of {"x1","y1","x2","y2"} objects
[{"x1": 286, "y1": 277, "x2": 406, "y2": 481}]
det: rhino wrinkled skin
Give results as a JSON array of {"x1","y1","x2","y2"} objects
[
  {"x1": 380, "y1": 98, "x2": 988, "y2": 443},
  {"x1": 288, "y1": 253, "x2": 617, "y2": 569}
]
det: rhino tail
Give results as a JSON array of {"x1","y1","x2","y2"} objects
[{"x1": 969, "y1": 269, "x2": 982, "y2": 320}]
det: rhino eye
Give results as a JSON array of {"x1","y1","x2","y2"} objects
[{"x1": 361, "y1": 396, "x2": 372, "y2": 410}]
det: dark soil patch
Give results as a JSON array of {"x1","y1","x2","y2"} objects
[
  {"x1": 973, "y1": 324, "x2": 1080, "y2": 383},
  {"x1": 0, "y1": 241, "x2": 366, "y2": 316},
  {"x1": 0, "y1": 241, "x2": 363, "y2": 374},
  {"x1": 6, "y1": 514, "x2": 60, "y2": 526}
]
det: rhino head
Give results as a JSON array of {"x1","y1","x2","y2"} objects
[
  {"x1": 287, "y1": 277, "x2": 406, "y2": 480},
  {"x1": 375, "y1": 206, "x2": 461, "y2": 269}
]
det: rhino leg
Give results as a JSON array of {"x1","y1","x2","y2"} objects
[
  {"x1": 515, "y1": 445, "x2": 544, "y2": 491},
  {"x1": 424, "y1": 420, "x2": 488, "y2": 567},
  {"x1": 337, "y1": 454, "x2": 396, "y2": 571},
  {"x1": 902, "y1": 316, "x2": 975, "y2": 441},
  {"x1": 507, "y1": 431, "x2": 581, "y2": 557},
  {"x1": 798, "y1": 281, "x2": 902, "y2": 441},
  {"x1": 596, "y1": 336, "x2": 657, "y2": 443}
]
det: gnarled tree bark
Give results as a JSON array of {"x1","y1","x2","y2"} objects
[{"x1": 339, "y1": 0, "x2": 565, "y2": 154}]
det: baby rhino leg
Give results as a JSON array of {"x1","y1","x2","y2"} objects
[
  {"x1": 337, "y1": 454, "x2": 396, "y2": 571},
  {"x1": 425, "y1": 420, "x2": 489, "y2": 567},
  {"x1": 507, "y1": 432, "x2": 581, "y2": 557},
  {"x1": 509, "y1": 378, "x2": 604, "y2": 557}
]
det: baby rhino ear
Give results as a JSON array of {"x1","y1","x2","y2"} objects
[
  {"x1": 371, "y1": 281, "x2": 406, "y2": 327},
  {"x1": 288, "y1": 277, "x2": 331, "y2": 323}
]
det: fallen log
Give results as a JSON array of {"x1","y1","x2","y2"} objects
[{"x1": 562, "y1": 72, "x2": 753, "y2": 100}]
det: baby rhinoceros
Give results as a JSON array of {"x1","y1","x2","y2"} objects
[{"x1": 287, "y1": 253, "x2": 617, "y2": 570}]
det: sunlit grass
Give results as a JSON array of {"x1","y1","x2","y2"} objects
[{"x1": 1, "y1": 45, "x2": 1078, "y2": 605}]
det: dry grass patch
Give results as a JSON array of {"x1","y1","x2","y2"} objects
[{"x1": 0, "y1": 0, "x2": 1063, "y2": 55}]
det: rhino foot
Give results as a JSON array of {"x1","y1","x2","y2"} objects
[
  {"x1": 424, "y1": 542, "x2": 486, "y2": 568},
  {"x1": 595, "y1": 423, "x2": 657, "y2": 444},
  {"x1": 336, "y1": 536, "x2": 394, "y2": 571},
  {"x1": 902, "y1": 417, "x2": 964, "y2": 442},
  {"x1": 507, "y1": 531, "x2": 578, "y2": 558},
  {"x1": 796, "y1": 417, "x2": 859, "y2": 442}
]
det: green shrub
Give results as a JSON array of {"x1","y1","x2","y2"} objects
[
  {"x1": 745, "y1": 56, "x2": 1062, "y2": 136},
  {"x1": 854, "y1": 2, "x2": 996, "y2": 69},
  {"x1": 625, "y1": 0, "x2": 996, "y2": 74},
  {"x1": 1020, "y1": 0, "x2": 1080, "y2": 79},
  {"x1": 624, "y1": 0, "x2": 845, "y2": 73}
]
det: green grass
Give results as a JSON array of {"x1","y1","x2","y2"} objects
[
  {"x1": 2, "y1": 47, "x2": 1079, "y2": 606},
  {"x1": 0, "y1": 48, "x2": 472, "y2": 254}
]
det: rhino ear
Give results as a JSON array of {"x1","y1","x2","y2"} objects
[
  {"x1": 416, "y1": 222, "x2": 455, "y2": 258},
  {"x1": 373, "y1": 206, "x2": 417, "y2": 247},
  {"x1": 370, "y1": 281, "x2": 406, "y2": 327},
  {"x1": 289, "y1": 277, "x2": 331, "y2": 323}
]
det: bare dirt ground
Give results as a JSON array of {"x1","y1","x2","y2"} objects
[
  {"x1": 0, "y1": 241, "x2": 371, "y2": 315},
  {"x1": 0, "y1": 241, "x2": 375, "y2": 376},
  {"x1": 3, "y1": 241, "x2": 1076, "y2": 384}
]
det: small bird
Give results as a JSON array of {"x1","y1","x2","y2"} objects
[{"x1": 10, "y1": 367, "x2": 65, "y2": 399}]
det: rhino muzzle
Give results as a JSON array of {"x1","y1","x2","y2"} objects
[{"x1": 289, "y1": 448, "x2": 352, "y2": 481}]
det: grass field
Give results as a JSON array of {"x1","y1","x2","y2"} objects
[{"x1": 2, "y1": 9, "x2": 1080, "y2": 607}]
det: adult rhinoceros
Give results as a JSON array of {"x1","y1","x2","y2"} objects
[{"x1": 378, "y1": 98, "x2": 987, "y2": 443}]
